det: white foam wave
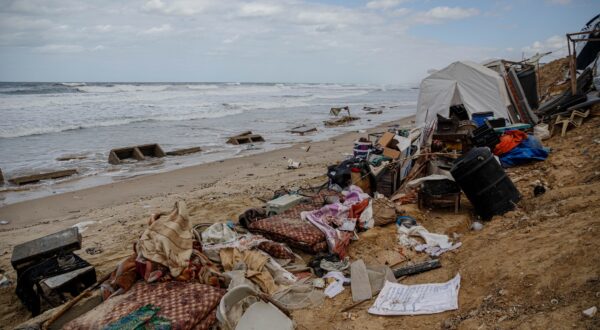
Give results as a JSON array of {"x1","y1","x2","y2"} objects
[{"x1": 0, "y1": 108, "x2": 244, "y2": 138}]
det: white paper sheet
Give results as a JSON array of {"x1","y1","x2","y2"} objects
[
  {"x1": 368, "y1": 274, "x2": 461, "y2": 315},
  {"x1": 323, "y1": 271, "x2": 350, "y2": 298}
]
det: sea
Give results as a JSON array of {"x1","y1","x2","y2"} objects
[{"x1": 0, "y1": 82, "x2": 418, "y2": 205}]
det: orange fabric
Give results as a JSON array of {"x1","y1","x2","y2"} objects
[{"x1": 493, "y1": 130, "x2": 528, "y2": 156}]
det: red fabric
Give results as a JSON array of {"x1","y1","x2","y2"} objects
[{"x1": 493, "y1": 130, "x2": 527, "y2": 156}]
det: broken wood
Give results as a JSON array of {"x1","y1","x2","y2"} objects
[
  {"x1": 226, "y1": 131, "x2": 265, "y2": 145},
  {"x1": 340, "y1": 298, "x2": 371, "y2": 313},
  {"x1": 9, "y1": 169, "x2": 77, "y2": 186},
  {"x1": 166, "y1": 147, "x2": 202, "y2": 156},
  {"x1": 290, "y1": 126, "x2": 317, "y2": 135},
  {"x1": 392, "y1": 259, "x2": 441, "y2": 278},
  {"x1": 0, "y1": 168, "x2": 4, "y2": 185},
  {"x1": 41, "y1": 272, "x2": 110, "y2": 330},
  {"x1": 324, "y1": 116, "x2": 359, "y2": 127}
]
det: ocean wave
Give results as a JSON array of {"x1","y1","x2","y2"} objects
[
  {"x1": 0, "y1": 85, "x2": 85, "y2": 95},
  {"x1": 0, "y1": 108, "x2": 245, "y2": 138}
]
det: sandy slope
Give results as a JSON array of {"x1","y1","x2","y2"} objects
[{"x1": 292, "y1": 111, "x2": 600, "y2": 330}]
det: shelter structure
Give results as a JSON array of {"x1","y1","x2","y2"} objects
[{"x1": 416, "y1": 61, "x2": 513, "y2": 127}]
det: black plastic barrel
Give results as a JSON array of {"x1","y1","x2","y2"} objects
[
  {"x1": 517, "y1": 67, "x2": 539, "y2": 110},
  {"x1": 451, "y1": 147, "x2": 520, "y2": 220}
]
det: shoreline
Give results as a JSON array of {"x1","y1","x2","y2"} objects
[{"x1": 0, "y1": 115, "x2": 415, "y2": 230}]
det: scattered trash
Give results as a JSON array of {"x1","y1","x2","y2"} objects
[
  {"x1": 582, "y1": 306, "x2": 597, "y2": 318},
  {"x1": 391, "y1": 259, "x2": 441, "y2": 278},
  {"x1": 533, "y1": 184, "x2": 546, "y2": 197},
  {"x1": 0, "y1": 220, "x2": 9, "y2": 225},
  {"x1": 312, "y1": 278, "x2": 325, "y2": 289},
  {"x1": 323, "y1": 271, "x2": 350, "y2": 298},
  {"x1": 0, "y1": 273, "x2": 11, "y2": 287},
  {"x1": 471, "y1": 222, "x2": 483, "y2": 231},
  {"x1": 398, "y1": 222, "x2": 461, "y2": 257},
  {"x1": 85, "y1": 247, "x2": 103, "y2": 255},
  {"x1": 72, "y1": 221, "x2": 97, "y2": 233},
  {"x1": 368, "y1": 274, "x2": 461, "y2": 315},
  {"x1": 287, "y1": 159, "x2": 301, "y2": 169}
]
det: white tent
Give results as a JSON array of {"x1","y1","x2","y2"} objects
[{"x1": 416, "y1": 61, "x2": 512, "y2": 127}]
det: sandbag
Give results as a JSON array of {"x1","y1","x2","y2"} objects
[{"x1": 372, "y1": 198, "x2": 397, "y2": 226}]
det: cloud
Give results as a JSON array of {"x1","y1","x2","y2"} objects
[
  {"x1": 414, "y1": 6, "x2": 480, "y2": 24},
  {"x1": 142, "y1": 0, "x2": 216, "y2": 16},
  {"x1": 33, "y1": 44, "x2": 85, "y2": 53},
  {"x1": 140, "y1": 24, "x2": 172, "y2": 35},
  {"x1": 366, "y1": 0, "x2": 404, "y2": 10},
  {"x1": 522, "y1": 35, "x2": 567, "y2": 60},
  {"x1": 238, "y1": 3, "x2": 282, "y2": 17}
]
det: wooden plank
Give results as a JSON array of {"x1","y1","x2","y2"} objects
[
  {"x1": 9, "y1": 169, "x2": 77, "y2": 185},
  {"x1": 351, "y1": 259, "x2": 372, "y2": 302},
  {"x1": 166, "y1": 147, "x2": 202, "y2": 156}
]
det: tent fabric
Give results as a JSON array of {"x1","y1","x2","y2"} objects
[
  {"x1": 499, "y1": 135, "x2": 549, "y2": 167},
  {"x1": 416, "y1": 61, "x2": 512, "y2": 127}
]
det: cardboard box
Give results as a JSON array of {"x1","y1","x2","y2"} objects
[
  {"x1": 378, "y1": 132, "x2": 396, "y2": 148},
  {"x1": 383, "y1": 147, "x2": 401, "y2": 159}
]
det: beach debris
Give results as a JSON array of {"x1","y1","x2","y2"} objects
[
  {"x1": 72, "y1": 221, "x2": 97, "y2": 233},
  {"x1": 392, "y1": 259, "x2": 441, "y2": 278},
  {"x1": 11, "y1": 227, "x2": 97, "y2": 316},
  {"x1": 369, "y1": 274, "x2": 461, "y2": 315},
  {"x1": 290, "y1": 125, "x2": 317, "y2": 135},
  {"x1": 323, "y1": 271, "x2": 350, "y2": 298},
  {"x1": 266, "y1": 194, "x2": 306, "y2": 216},
  {"x1": 582, "y1": 306, "x2": 597, "y2": 318},
  {"x1": 0, "y1": 220, "x2": 9, "y2": 225},
  {"x1": 9, "y1": 169, "x2": 77, "y2": 186},
  {"x1": 471, "y1": 221, "x2": 483, "y2": 231},
  {"x1": 166, "y1": 146, "x2": 202, "y2": 156},
  {"x1": 0, "y1": 168, "x2": 3, "y2": 185},
  {"x1": 287, "y1": 159, "x2": 301, "y2": 169},
  {"x1": 226, "y1": 131, "x2": 265, "y2": 145},
  {"x1": 350, "y1": 260, "x2": 372, "y2": 302},
  {"x1": 330, "y1": 106, "x2": 351, "y2": 117},
  {"x1": 85, "y1": 247, "x2": 103, "y2": 255},
  {"x1": 324, "y1": 116, "x2": 359, "y2": 127},
  {"x1": 0, "y1": 273, "x2": 11, "y2": 287},
  {"x1": 108, "y1": 144, "x2": 165, "y2": 165},
  {"x1": 56, "y1": 154, "x2": 88, "y2": 161},
  {"x1": 312, "y1": 278, "x2": 325, "y2": 289},
  {"x1": 533, "y1": 183, "x2": 546, "y2": 197}
]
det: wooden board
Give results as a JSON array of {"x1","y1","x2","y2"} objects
[
  {"x1": 9, "y1": 169, "x2": 77, "y2": 185},
  {"x1": 166, "y1": 147, "x2": 202, "y2": 156},
  {"x1": 351, "y1": 259, "x2": 372, "y2": 302}
]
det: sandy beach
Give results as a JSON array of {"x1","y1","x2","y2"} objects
[{"x1": 0, "y1": 116, "x2": 415, "y2": 327}]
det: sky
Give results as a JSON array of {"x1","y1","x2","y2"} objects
[{"x1": 0, "y1": 0, "x2": 597, "y2": 84}]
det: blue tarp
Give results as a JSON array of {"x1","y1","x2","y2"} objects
[{"x1": 500, "y1": 135, "x2": 550, "y2": 167}]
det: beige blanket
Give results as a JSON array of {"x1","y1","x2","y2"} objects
[{"x1": 137, "y1": 201, "x2": 193, "y2": 277}]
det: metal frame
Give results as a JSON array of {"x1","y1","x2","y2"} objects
[{"x1": 566, "y1": 30, "x2": 600, "y2": 94}]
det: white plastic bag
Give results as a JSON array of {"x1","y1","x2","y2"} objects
[{"x1": 534, "y1": 124, "x2": 550, "y2": 140}]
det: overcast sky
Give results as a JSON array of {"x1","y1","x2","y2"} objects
[{"x1": 0, "y1": 0, "x2": 597, "y2": 84}]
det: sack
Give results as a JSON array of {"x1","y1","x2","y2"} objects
[{"x1": 372, "y1": 198, "x2": 397, "y2": 226}]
